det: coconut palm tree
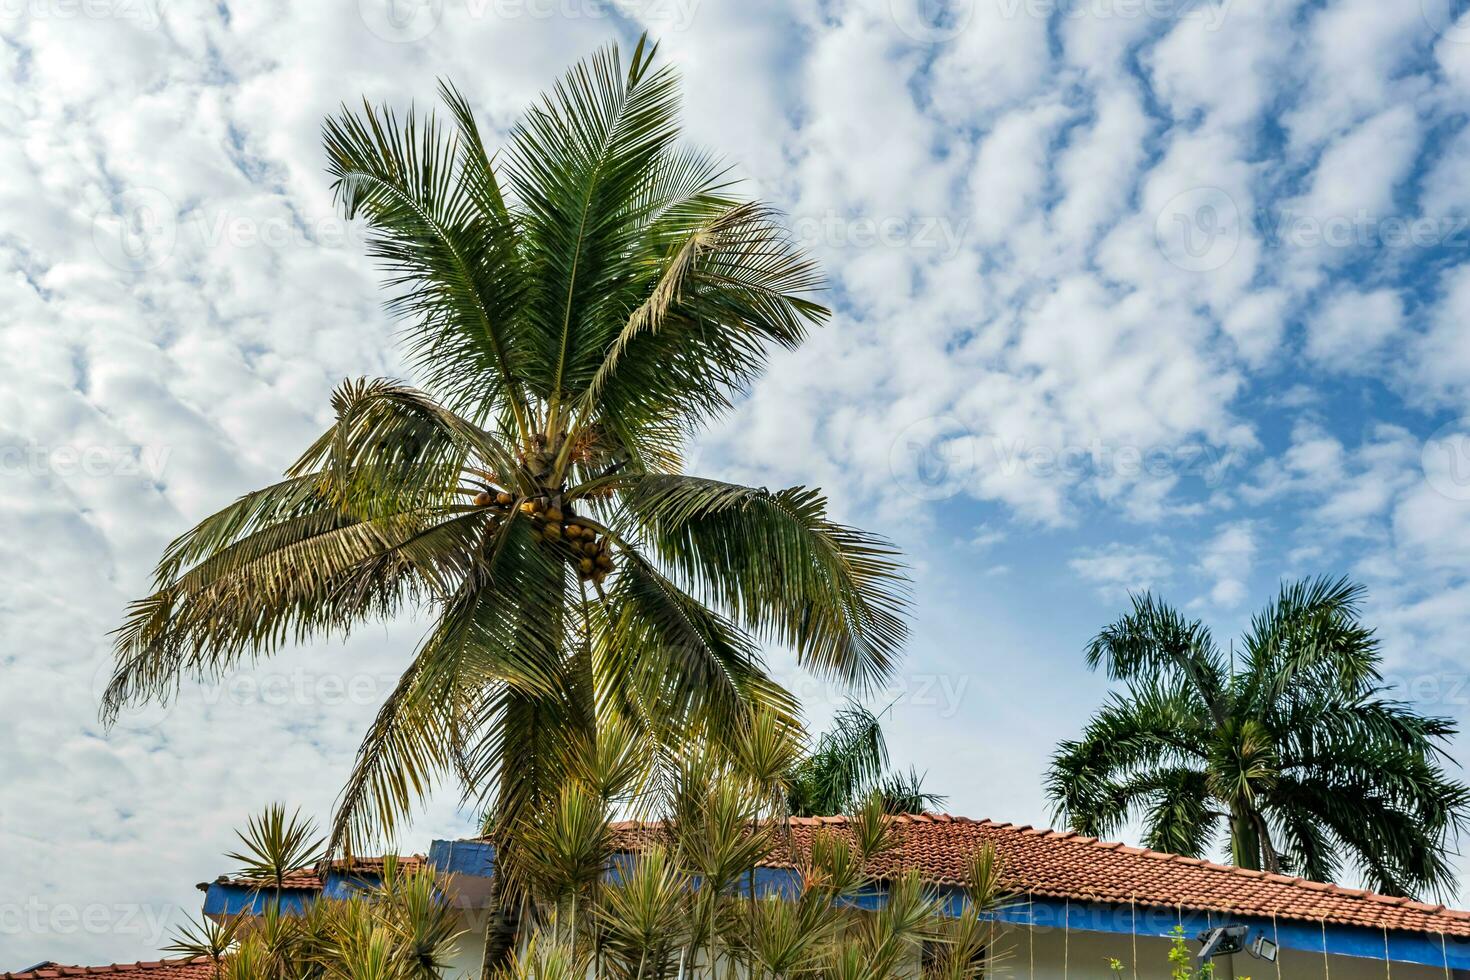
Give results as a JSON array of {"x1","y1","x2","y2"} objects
[
  {"x1": 1047, "y1": 576, "x2": 1470, "y2": 898},
  {"x1": 101, "y1": 34, "x2": 906, "y2": 969}
]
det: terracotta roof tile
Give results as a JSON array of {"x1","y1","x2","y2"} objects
[
  {"x1": 4, "y1": 958, "x2": 214, "y2": 979},
  {"x1": 210, "y1": 854, "x2": 425, "y2": 890},
  {"x1": 598, "y1": 813, "x2": 1470, "y2": 939}
]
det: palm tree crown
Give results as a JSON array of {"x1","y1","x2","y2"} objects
[
  {"x1": 102, "y1": 37, "x2": 908, "y2": 858},
  {"x1": 1047, "y1": 576, "x2": 1470, "y2": 899},
  {"x1": 785, "y1": 702, "x2": 944, "y2": 816}
]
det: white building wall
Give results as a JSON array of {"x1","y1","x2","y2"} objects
[{"x1": 439, "y1": 913, "x2": 1450, "y2": 980}]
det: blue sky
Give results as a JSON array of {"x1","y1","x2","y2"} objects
[{"x1": 6, "y1": 0, "x2": 1470, "y2": 968}]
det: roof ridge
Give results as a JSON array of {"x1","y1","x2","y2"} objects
[
  {"x1": 972, "y1": 817, "x2": 1468, "y2": 920},
  {"x1": 3, "y1": 957, "x2": 208, "y2": 979},
  {"x1": 381, "y1": 814, "x2": 1470, "y2": 937}
]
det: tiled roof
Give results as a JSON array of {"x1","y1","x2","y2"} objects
[
  {"x1": 207, "y1": 854, "x2": 425, "y2": 890},
  {"x1": 602, "y1": 813, "x2": 1470, "y2": 939},
  {"x1": 3, "y1": 958, "x2": 214, "y2": 979}
]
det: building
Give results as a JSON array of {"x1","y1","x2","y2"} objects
[{"x1": 11, "y1": 814, "x2": 1470, "y2": 979}]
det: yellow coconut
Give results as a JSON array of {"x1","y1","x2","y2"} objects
[
  {"x1": 496, "y1": 491, "x2": 513, "y2": 506},
  {"x1": 579, "y1": 558, "x2": 595, "y2": 574},
  {"x1": 474, "y1": 491, "x2": 493, "y2": 507}
]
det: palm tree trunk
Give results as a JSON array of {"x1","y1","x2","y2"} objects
[
  {"x1": 479, "y1": 870, "x2": 521, "y2": 980},
  {"x1": 1229, "y1": 810, "x2": 1261, "y2": 871},
  {"x1": 1251, "y1": 809, "x2": 1281, "y2": 874}
]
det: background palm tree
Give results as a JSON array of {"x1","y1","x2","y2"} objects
[
  {"x1": 101, "y1": 34, "x2": 907, "y2": 967},
  {"x1": 786, "y1": 702, "x2": 944, "y2": 816},
  {"x1": 1047, "y1": 576, "x2": 1470, "y2": 899}
]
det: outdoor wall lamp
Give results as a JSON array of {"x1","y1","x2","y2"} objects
[{"x1": 1196, "y1": 925, "x2": 1280, "y2": 962}]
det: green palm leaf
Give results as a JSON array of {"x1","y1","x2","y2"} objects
[{"x1": 1049, "y1": 577, "x2": 1470, "y2": 900}]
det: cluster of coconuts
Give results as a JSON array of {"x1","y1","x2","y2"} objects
[{"x1": 472, "y1": 489, "x2": 615, "y2": 583}]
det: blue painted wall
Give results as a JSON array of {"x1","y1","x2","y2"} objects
[{"x1": 201, "y1": 838, "x2": 1470, "y2": 973}]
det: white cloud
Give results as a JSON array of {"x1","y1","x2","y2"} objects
[
  {"x1": 1295, "y1": 108, "x2": 1422, "y2": 222},
  {"x1": 1197, "y1": 521, "x2": 1256, "y2": 608},
  {"x1": 967, "y1": 523, "x2": 1007, "y2": 552},
  {"x1": 1304, "y1": 287, "x2": 1404, "y2": 372},
  {"x1": 1411, "y1": 265, "x2": 1470, "y2": 411},
  {"x1": 1070, "y1": 544, "x2": 1172, "y2": 601}
]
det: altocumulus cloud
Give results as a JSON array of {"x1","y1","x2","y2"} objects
[{"x1": 7, "y1": 0, "x2": 1470, "y2": 968}]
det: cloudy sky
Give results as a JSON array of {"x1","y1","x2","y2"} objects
[{"x1": 7, "y1": 0, "x2": 1470, "y2": 968}]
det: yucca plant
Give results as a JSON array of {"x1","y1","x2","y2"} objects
[
  {"x1": 492, "y1": 765, "x2": 1009, "y2": 980},
  {"x1": 164, "y1": 914, "x2": 241, "y2": 978},
  {"x1": 199, "y1": 857, "x2": 462, "y2": 980},
  {"x1": 596, "y1": 846, "x2": 687, "y2": 980},
  {"x1": 226, "y1": 803, "x2": 326, "y2": 911}
]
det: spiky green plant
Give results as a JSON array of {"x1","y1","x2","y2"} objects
[
  {"x1": 163, "y1": 914, "x2": 240, "y2": 977},
  {"x1": 495, "y1": 773, "x2": 1009, "y2": 980},
  {"x1": 596, "y1": 846, "x2": 687, "y2": 980},
  {"x1": 1047, "y1": 576, "x2": 1470, "y2": 898},
  {"x1": 204, "y1": 783, "x2": 1009, "y2": 980},
  {"x1": 204, "y1": 849, "x2": 462, "y2": 980},
  {"x1": 226, "y1": 804, "x2": 326, "y2": 911}
]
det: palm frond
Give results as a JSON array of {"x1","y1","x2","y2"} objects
[
  {"x1": 787, "y1": 702, "x2": 888, "y2": 817},
  {"x1": 324, "y1": 99, "x2": 531, "y2": 434},
  {"x1": 1086, "y1": 592, "x2": 1229, "y2": 725},
  {"x1": 624, "y1": 475, "x2": 908, "y2": 689},
  {"x1": 330, "y1": 519, "x2": 566, "y2": 855},
  {"x1": 502, "y1": 35, "x2": 681, "y2": 419}
]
